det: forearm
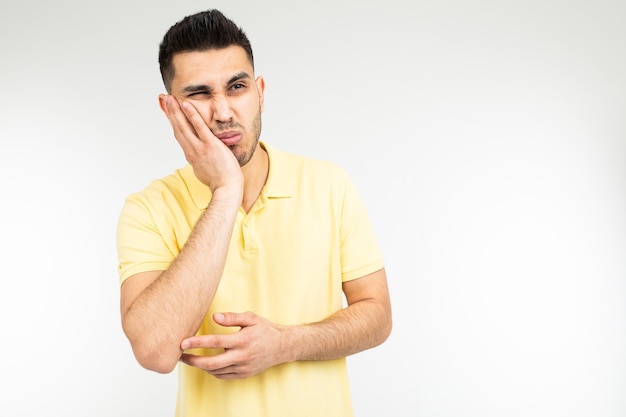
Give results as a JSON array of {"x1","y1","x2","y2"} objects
[
  {"x1": 285, "y1": 298, "x2": 392, "y2": 362},
  {"x1": 122, "y1": 187, "x2": 241, "y2": 373}
]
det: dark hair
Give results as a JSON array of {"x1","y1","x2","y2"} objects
[{"x1": 158, "y1": 9, "x2": 254, "y2": 92}]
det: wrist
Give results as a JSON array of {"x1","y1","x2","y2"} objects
[
  {"x1": 210, "y1": 183, "x2": 243, "y2": 207},
  {"x1": 280, "y1": 325, "x2": 305, "y2": 363}
]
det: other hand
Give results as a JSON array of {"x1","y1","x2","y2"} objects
[{"x1": 180, "y1": 311, "x2": 290, "y2": 380}]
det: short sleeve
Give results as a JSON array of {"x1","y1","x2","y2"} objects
[
  {"x1": 116, "y1": 195, "x2": 176, "y2": 284},
  {"x1": 337, "y1": 169, "x2": 384, "y2": 282}
]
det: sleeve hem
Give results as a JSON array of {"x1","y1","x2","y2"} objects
[
  {"x1": 341, "y1": 260, "x2": 385, "y2": 283},
  {"x1": 119, "y1": 262, "x2": 170, "y2": 285}
]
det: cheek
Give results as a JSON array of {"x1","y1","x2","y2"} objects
[
  {"x1": 206, "y1": 94, "x2": 259, "y2": 124},
  {"x1": 188, "y1": 100, "x2": 213, "y2": 123},
  {"x1": 241, "y1": 96, "x2": 262, "y2": 118},
  {"x1": 170, "y1": 99, "x2": 213, "y2": 137}
]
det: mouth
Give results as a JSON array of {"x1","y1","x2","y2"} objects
[{"x1": 214, "y1": 131, "x2": 242, "y2": 146}]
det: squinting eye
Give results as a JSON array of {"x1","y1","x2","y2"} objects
[{"x1": 232, "y1": 83, "x2": 245, "y2": 89}]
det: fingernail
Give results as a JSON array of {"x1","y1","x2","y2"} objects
[
  {"x1": 214, "y1": 313, "x2": 224, "y2": 322},
  {"x1": 181, "y1": 340, "x2": 190, "y2": 349}
]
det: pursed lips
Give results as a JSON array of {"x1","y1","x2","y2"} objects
[{"x1": 215, "y1": 131, "x2": 242, "y2": 146}]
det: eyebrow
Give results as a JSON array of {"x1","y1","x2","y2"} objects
[{"x1": 180, "y1": 71, "x2": 252, "y2": 95}]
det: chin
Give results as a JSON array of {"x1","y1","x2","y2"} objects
[
  {"x1": 233, "y1": 145, "x2": 254, "y2": 167},
  {"x1": 234, "y1": 138, "x2": 260, "y2": 167}
]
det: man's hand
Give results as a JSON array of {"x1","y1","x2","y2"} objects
[
  {"x1": 160, "y1": 94, "x2": 243, "y2": 193},
  {"x1": 180, "y1": 312, "x2": 290, "y2": 380}
]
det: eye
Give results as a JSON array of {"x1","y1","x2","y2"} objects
[
  {"x1": 187, "y1": 92, "x2": 208, "y2": 97},
  {"x1": 231, "y1": 83, "x2": 245, "y2": 90}
]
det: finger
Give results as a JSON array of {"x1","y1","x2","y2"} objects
[
  {"x1": 162, "y1": 95, "x2": 201, "y2": 149},
  {"x1": 206, "y1": 367, "x2": 244, "y2": 379},
  {"x1": 161, "y1": 95, "x2": 186, "y2": 131},
  {"x1": 211, "y1": 372, "x2": 243, "y2": 380},
  {"x1": 180, "y1": 101, "x2": 218, "y2": 142},
  {"x1": 214, "y1": 311, "x2": 257, "y2": 328},
  {"x1": 181, "y1": 333, "x2": 239, "y2": 350},
  {"x1": 180, "y1": 352, "x2": 238, "y2": 372},
  {"x1": 180, "y1": 354, "x2": 247, "y2": 380}
]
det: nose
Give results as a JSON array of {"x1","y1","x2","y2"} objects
[{"x1": 212, "y1": 95, "x2": 233, "y2": 123}]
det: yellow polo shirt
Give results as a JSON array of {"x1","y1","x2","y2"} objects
[{"x1": 117, "y1": 142, "x2": 384, "y2": 417}]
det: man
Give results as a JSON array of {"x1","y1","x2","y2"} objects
[{"x1": 116, "y1": 9, "x2": 392, "y2": 417}]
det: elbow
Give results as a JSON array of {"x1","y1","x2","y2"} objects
[
  {"x1": 131, "y1": 342, "x2": 181, "y2": 374},
  {"x1": 376, "y1": 307, "x2": 393, "y2": 346},
  {"x1": 141, "y1": 358, "x2": 179, "y2": 375},
  {"x1": 378, "y1": 316, "x2": 393, "y2": 346},
  {"x1": 122, "y1": 321, "x2": 181, "y2": 374},
  {"x1": 383, "y1": 316, "x2": 393, "y2": 343}
]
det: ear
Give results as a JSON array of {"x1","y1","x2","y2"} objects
[
  {"x1": 158, "y1": 94, "x2": 169, "y2": 115},
  {"x1": 255, "y1": 76, "x2": 266, "y2": 112}
]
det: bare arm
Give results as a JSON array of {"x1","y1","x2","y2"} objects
[
  {"x1": 288, "y1": 267, "x2": 392, "y2": 361},
  {"x1": 120, "y1": 96, "x2": 243, "y2": 373},
  {"x1": 121, "y1": 188, "x2": 240, "y2": 373},
  {"x1": 180, "y1": 268, "x2": 392, "y2": 379}
]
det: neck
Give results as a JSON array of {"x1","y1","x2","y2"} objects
[{"x1": 240, "y1": 143, "x2": 269, "y2": 213}]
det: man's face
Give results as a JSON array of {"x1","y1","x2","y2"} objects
[{"x1": 169, "y1": 46, "x2": 265, "y2": 167}]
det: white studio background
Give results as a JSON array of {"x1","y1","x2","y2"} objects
[{"x1": 0, "y1": 1, "x2": 624, "y2": 416}]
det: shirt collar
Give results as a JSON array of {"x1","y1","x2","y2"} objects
[{"x1": 184, "y1": 141, "x2": 295, "y2": 210}]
